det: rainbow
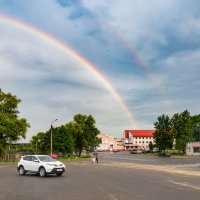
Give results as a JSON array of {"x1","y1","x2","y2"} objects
[
  {"x1": 111, "y1": 28, "x2": 173, "y2": 110},
  {"x1": 94, "y1": 11, "x2": 172, "y2": 111},
  {"x1": 0, "y1": 15, "x2": 139, "y2": 129}
]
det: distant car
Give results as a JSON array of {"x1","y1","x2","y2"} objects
[
  {"x1": 130, "y1": 150, "x2": 137, "y2": 154},
  {"x1": 17, "y1": 155, "x2": 66, "y2": 177},
  {"x1": 142, "y1": 149, "x2": 151, "y2": 153},
  {"x1": 159, "y1": 152, "x2": 171, "y2": 157},
  {"x1": 152, "y1": 149, "x2": 159, "y2": 153},
  {"x1": 130, "y1": 150, "x2": 142, "y2": 154}
]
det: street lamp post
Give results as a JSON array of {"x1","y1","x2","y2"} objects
[{"x1": 50, "y1": 119, "x2": 58, "y2": 155}]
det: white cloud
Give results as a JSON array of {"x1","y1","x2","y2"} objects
[
  {"x1": 0, "y1": 22, "x2": 134, "y2": 140},
  {"x1": 154, "y1": 49, "x2": 200, "y2": 115},
  {"x1": 0, "y1": 0, "x2": 200, "y2": 140}
]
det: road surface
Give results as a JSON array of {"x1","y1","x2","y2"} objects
[{"x1": 0, "y1": 153, "x2": 200, "y2": 200}]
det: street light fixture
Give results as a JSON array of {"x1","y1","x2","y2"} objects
[{"x1": 50, "y1": 119, "x2": 58, "y2": 155}]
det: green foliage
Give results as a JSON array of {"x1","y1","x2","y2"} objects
[
  {"x1": 9, "y1": 144, "x2": 32, "y2": 152},
  {"x1": 30, "y1": 132, "x2": 46, "y2": 153},
  {"x1": 154, "y1": 114, "x2": 173, "y2": 151},
  {"x1": 80, "y1": 155, "x2": 91, "y2": 158},
  {"x1": 170, "y1": 151, "x2": 185, "y2": 156},
  {"x1": 190, "y1": 114, "x2": 200, "y2": 141},
  {"x1": 31, "y1": 114, "x2": 101, "y2": 156},
  {"x1": 148, "y1": 141, "x2": 154, "y2": 150},
  {"x1": 70, "y1": 114, "x2": 101, "y2": 156},
  {"x1": 154, "y1": 110, "x2": 194, "y2": 154},
  {"x1": 0, "y1": 89, "x2": 30, "y2": 157},
  {"x1": 171, "y1": 110, "x2": 192, "y2": 153},
  {"x1": 53, "y1": 125, "x2": 74, "y2": 154}
]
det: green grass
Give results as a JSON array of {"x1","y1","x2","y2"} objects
[
  {"x1": 56, "y1": 154, "x2": 91, "y2": 161},
  {"x1": 0, "y1": 159, "x2": 17, "y2": 164}
]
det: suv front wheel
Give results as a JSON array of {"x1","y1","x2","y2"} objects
[
  {"x1": 18, "y1": 166, "x2": 26, "y2": 176},
  {"x1": 38, "y1": 167, "x2": 46, "y2": 177}
]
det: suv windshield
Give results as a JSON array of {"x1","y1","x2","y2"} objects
[{"x1": 37, "y1": 156, "x2": 55, "y2": 162}]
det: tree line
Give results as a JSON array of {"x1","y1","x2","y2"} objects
[
  {"x1": 0, "y1": 88, "x2": 101, "y2": 158},
  {"x1": 31, "y1": 114, "x2": 101, "y2": 156},
  {"x1": 0, "y1": 89, "x2": 30, "y2": 158},
  {"x1": 153, "y1": 110, "x2": 200, "y2": 153},
  {"x1": 1, "y1": 88, "x2": 200, "y2": 158}
]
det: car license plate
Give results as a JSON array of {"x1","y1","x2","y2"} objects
[{"x1": 57, "y1": 169, "x2": 62, "y2": 171}]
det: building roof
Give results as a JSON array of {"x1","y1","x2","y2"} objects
[
  {"x1": 124, "y1": 130, "x2": 155, "y2": 138},
  {"x1": 98, "y1": 133, "x2": 116, "y2": 140}
]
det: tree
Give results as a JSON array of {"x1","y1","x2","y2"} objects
[
  {"x1": 31, "y1": 125, "x2": 75, "y2": 155},
  {"x1": 72, "y1": 114, "x2": 101, "y2": 156},
  {"x1": 31, "y1": 129, "x2": 52, "y2": 154},
  {"x1": 190, "y1": 114, "x2": 200, "y2": 141},
  {"x1": 30, "y1": 114, "x2": 101, "y2": 156},
  {"x1": 53, "y1": 125, "x2": 74, "y2": 155},
  {"x1": 30, "y1": 132, "x2": 45, "y2": 153},
  {"x1": 154, "y1": 114, "x2": 173, "y2": 151},
  {"x1": 149, "y1": 141, "x2": 154, "y2": 151},
  {"x1": 0, "y1": 89, "x2": 30, "y2": 157},
  {"x1": 171, "y1": 110, "x2": 192, "y2": 153}
]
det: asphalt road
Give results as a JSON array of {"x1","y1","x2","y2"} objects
[{"x1": 0, "y1": 154, "x2": 200, "y2": 200}]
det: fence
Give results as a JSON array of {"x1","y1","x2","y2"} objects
[{"x1": 0, "y1": 152, "x2": 33, "y2": 161}]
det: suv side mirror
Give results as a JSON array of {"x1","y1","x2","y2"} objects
[{"x1": 33, "y1": 159, "x2": 39, "y2": 163}]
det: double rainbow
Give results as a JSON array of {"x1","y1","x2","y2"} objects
[{"x1": 0, "y1": 15, "x2": 138, "y2": 129}]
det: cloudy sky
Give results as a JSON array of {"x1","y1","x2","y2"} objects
[{"x1": 0, "y1": 0, "x2": 200, "y2": 141}]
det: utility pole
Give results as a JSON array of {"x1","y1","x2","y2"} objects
[{"x1": 50, "y1": 119, "x2": 58, "y2": 155}]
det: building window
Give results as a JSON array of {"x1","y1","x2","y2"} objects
[
  {"x1": 146, "y1": 141, "x2": 149, "y2": 143},
  {"x1": 139, "y1": 141, "x2": 141, "y2": 143},
  {"x1": 193, "y1": 147, "x2": 200, "y2": 153}
]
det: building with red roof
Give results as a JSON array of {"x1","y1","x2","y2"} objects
[{"x1": 124, "y1": 130, "x2": 155, "y2": 150}]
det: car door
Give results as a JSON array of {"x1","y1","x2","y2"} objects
[
  {"x1": 22, "y1": 156, "x2": 33, "y2": 171},
  {"x1": 30, "y1": 156, "x2": 40, "y2": 172}
]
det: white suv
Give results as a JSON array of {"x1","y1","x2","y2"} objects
[{"x1": 17, "y1": 155, "x2": 65, "y2": 177}]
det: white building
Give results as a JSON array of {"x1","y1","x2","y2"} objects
[
  {"x1": 124, "y1": 130, "x2": 155, "y2": 150},
  {"x1": 186, "y1": 142, "x2": 200, "y2": 156},
  {"x1": 96, "y1": 134, "x2": 117, "y2": 151}
]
